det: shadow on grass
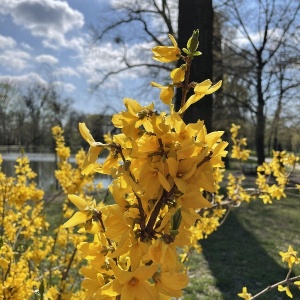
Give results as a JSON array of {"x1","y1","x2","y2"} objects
[{"x1": 200, "y1": 212, "x2": 299, "y2": 300}]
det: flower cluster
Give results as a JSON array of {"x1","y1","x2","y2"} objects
[
  {"x1": 63, "y1": 31, "x2": 227, "y2": 299},
  {"x1": 0, "y1": 154, "x2": 45, "y2": 299},
  {"x1": 230, "y1": 123, "x2": 251, "y2": 161},
  {"x1": 227, "y1": 124, "x2": 299, "y2": 205},
  {"x1": 0, "y1": 128, "x2": 102, "y2": 300},
  {"x1": 52, "y1": 125, "x2": 102, "y2": 195}
]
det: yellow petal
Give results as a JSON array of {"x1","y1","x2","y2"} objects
[
  {"x1": 160, "y1": 271, "x2": 189, "y2": 290},
  {"x1": 205, "y1": 80, "x2": 222, "y2": 94},
  {"x1": 158, "y1": 171, "x2": 171, "y2": 191},
  {"x1": 167, "y1": 157, "x2": 178, "y2": 177},
  {"x1": 124, "y1": 98, "x2": 142, "y2": 115},
  {"x1": 79, "y1": 123, "x2": 95, "y2": 145},
  {"x1": 68, "y1": 194, "x2": 88, "y2": 210},
  {"x1": 179, "y1": 80, "x2": 222, "y2": 114},
  {"x1": 174, "y1": 177, "x2": 187, "y2": 193},
  {"x1": 205, "y1": 131, "x2": 224, "y2": 147},
  {"x1": 101, "y1": 280, "x2": 122, "y2": 297},
  {"x1": 109, "y1": 260, "x2": 133, "y2": 285},
  {"x1": 170, "y1": 66, "x2": 185, "y2": 83},
  {"x1": 82, "y1": 146, "x2": 104, "y2": 175},
  {"x1": 160, "y1": 86, "x2": 174, "y2": 105},
  {"x1": 194, "y1": 79, "x2": 212, "y2": 93},
  {"x1": 180, "y1": 190, "x2": 212, "y2": 209},
  {"x1": 63, "y1": 211, "x2": 87, "y2": 228},
  {"x1": 134, "y1": 264, "x2": 158, "y2": 281},
  {"x1": 168, "y1": 34, "x2": 178, "y2": 47},
  {"x1": 122, "y1": 281, "x2": 157, "y2": 300},
  {"x1": 178, "y1": 93, "x2": 202, "y2": 114},
  {"x1": 150, "y1": 81, "x2": 164, "y2": 89}
]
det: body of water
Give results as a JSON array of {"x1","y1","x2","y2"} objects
[{"x1": 1, "y1": 152, "x2": 111, "y2": 192}]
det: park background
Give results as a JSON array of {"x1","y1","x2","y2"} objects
[{"x1": 1, "y1": 1, "x2": 300, "y2": 299}]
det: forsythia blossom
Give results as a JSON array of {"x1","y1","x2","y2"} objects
[
  {"x1": 63, "y1": 31, "x2": 229, "y2": 299},
  {"x1": 238, "y1": 287, "x2": 252, "y2": 300}
]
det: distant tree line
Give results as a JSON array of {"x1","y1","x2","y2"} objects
[
  {"x1": 1, "y1": 0, "x2": 299, "y2": 158},
  {"x1": 0, "y1": 81, "x2": 114, "y2": 153}
]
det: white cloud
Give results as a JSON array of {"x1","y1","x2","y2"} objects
[
  {"x1": 54, "y1": 67, "x2": 80, "y2": 78},
  {"x1": 0, "y1": 73, "x2": 76, "y2": 94},
  {"x1": 20, "y1": 42, "x2": 33, "y2": 51},
  {"x1": 0, "y1": 72, "x2": 47, "y2": 86},
  {"x1": 0, "y1": 0, "x2": 85, "y2": 49},
  {"x1": 0, "y1": 49, "x2": 31, "y2": 71},
  {"x1": 77, "y1": 40, "x2": 156, "y2": 89},
  {"x1": 36, "y1": 54, "x2": 59, "y2": 65},
  {"x1": 53, "y1": 81, "x2": 76, "y2": 93},
  {"x1": 0, "y1": 34, "x2": 16, "y2": 49}
]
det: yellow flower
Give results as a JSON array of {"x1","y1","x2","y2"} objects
[
  {"x1": 0, "y1": 257, "x2": 10, "y2": 270},
  {"x1": 268, "y1": 184, "x2": 286, "y2": 200},
  {"x1": 102, "y1": 204, "x2": 132, "y2": 240},
  {"x1": 170, "y1": 64, "x2": 186, "y2": 83},
  {"x1": 167, "y1": 156, "x2": 198, "y2": 193},
  {"x1": 278, "y1": 284, "x2": 293, "y2": 298},
  {"x1": 150, "y1": 82, "x2": 174, "y2": 105},
  {"x1": 81, "y1": 266, "x2": 107, "y2": 299},
  {"x1": 178, "y1": 79, "x2": 222, "y2": 114},
  {"x1": 238, "y1": 287, "x2": 252, "y2": 300},
  {"x1": 79, "y1": 122, "x2": 106, "y2": 175},
  {"x1": 146, "y1": 239, "x2": 178, "y2": 272},
  {"x1": 112, "y1": 98, "x2": 155, "y2": 137},
  {"x1": 152, "y1": 34, "x2": 181, "y2": 63},
  {"x1": 279, "y1": 245, "x2": 299, "y2": 269},
  {"x1": 63, "y1": 195, "x2": 96, "y2": 228},
  {"x1": 101, "y1": 260, "x2": 158, "y2": 300},
  {"x1": 154, "y1": 271, "x2": 189, "y2": 297}
]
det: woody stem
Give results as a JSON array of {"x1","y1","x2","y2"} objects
[{"x1": 180, "y1": 57, "x2": 193, "y2": 109}]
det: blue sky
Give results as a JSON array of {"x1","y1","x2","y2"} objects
[{"x1": 0, "y1": 0, "x2": 156, "y2": 114}]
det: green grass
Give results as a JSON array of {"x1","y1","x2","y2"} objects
[
  {"x1": 183, "y1": 193, "x2": 300, "y2": 300},
  {"x1": 43, "y1": 193, "x2": 66, "y2": 232}
]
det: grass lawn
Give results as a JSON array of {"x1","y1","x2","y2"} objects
[{"x1": 183, "y1": 192, "x2": 300, "y2": 300}]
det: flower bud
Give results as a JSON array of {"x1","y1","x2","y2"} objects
[{"x1": 187, "y1": 29, "x2": 199, "y2": 53}]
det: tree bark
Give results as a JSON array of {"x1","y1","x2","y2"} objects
[
  {"x1": 176, "y1": 0, "x2": 214, "y2": 131},
  {"x1": 255, "y1": 63, "x2": 265, "y2": 165}
]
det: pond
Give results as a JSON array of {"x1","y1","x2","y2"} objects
[{"x1": 1, "y1": 152, "x2": 111, "y2": 192}]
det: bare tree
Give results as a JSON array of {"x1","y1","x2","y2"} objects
[
  {"x1": 0, "y1": 81, "x2": 23, "y2": 145},
  {"x1": 90, "y1": 0, "x2": 177, "y2": 102},
  {"x1": 267, "y1": 46, "x2": 300, "y2": 153},
  {"x1": 220, "y1": 0, "x2": 300, "y2": 164},
  {"x1": 21, "y1": 82, "x2": 71, "y2": 149},
  {"x1": 91, "y1": 0, "x2": 218, "y2": 129}
]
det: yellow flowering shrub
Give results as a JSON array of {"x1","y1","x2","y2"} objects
[
  {"x1": 60, "y1": 30, "x2": 228, "y2": 299},
  {"x1": 0, "y1": 129, "x2": 102, "y2": 300},
  {"x1": 0, "y1": 29, "x2": 299, "y2": 300}
]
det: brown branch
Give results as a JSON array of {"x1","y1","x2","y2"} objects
[
  {"x1": 250, "y1": 274, "x2": 300, "y2": 300},
  {"x1": 179, "y1": 57, "x2": 193, "y2": 110},
  {"x1": 145, "y1": 186, "x2": 177, "y2": 239},
  {"x1": 133, "y1": 192, "x2": 146, "y2": 237}
]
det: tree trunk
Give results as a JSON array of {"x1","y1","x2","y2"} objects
[
  {"x1": 176, "y1": 0, "x2": 214, "y2": 131},
  {"x1": 255, "y1": 63, "x2": 265, "y2": 164},
  {"x1": 255, "y1": 105, "x2": 265, "y2": 165}
]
